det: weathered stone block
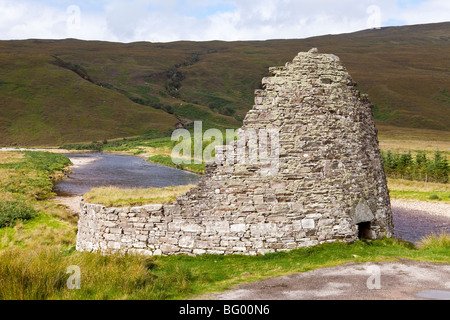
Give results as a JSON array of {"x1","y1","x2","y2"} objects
[
  {"x1": 230, "y1": 224, "x2": 246, "y2": 233},
  {"x1": 250, "y1": 223, "x2": 277, "y2": 235},
  {"x1": 109, "y1": 228, "x2": 122, "y2": 234},
  {"x1": 161, "y1": 244, "x2": 180, "y2": 253},
  {"x1": 301, "y1": 219, "x2": 315, "y2": 229},
  {"x1": 353, "y1": 198, "x2": 375, "y2": 224},
  {"x1": 181, "y1": 223, "x2": 203, "y2": 233},
  {"x1": 204, "y1": 221, "x2": 230, "y2": 234},
  {"x1": 104, "y1": 234, "x2": 119, "y2": 241},
  {"x1": 179, "y1": 236, "x2": 195, "y2": 248}
]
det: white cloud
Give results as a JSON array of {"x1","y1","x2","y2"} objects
[
  {"x1": 0, "y1": 0, "x2": 111, "y2": 41},
  {"x1": 104, "y1": 0, "x2": 151, "y2": 41},
  {"x1": 0, "y1": 0, "x2": 448, "y2": 42},
  {"x1": 394, "y1": 0, "x2": 450, "y2": 25}
]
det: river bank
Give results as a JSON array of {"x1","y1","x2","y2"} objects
[
  {"x1": 391, "y1": 198, "x2": 449, "y2": 218},
  {"x1": 51, "y1": 195, "x2": 83, "y2": 214}
]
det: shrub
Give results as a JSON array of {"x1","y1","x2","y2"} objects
[
  {"x1": 60, "y1": 141, "x2": 104, "y2": 152},
  {"x1": 381, "y1": 150, "x2": 449, "y2": 183},
  {"x1": 22, "y1": 151, "x2": 72, "y2": 174},
  {"x1": 0, "y1": 200, "x2": 37, "y2": 228}
]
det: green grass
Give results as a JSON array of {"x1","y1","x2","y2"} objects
[
  {"x1": 0, "y1": 151, "x2": 72, "y2": 200},
  {"x1": 148, "y1": 155, "x2": 206, "y2": 174},
  {"x1": 389, "y1": 190, "x2": 449, "y2": 202},
  {"x1": 0, "y1": 237, "x2": 449, "y2": 300},
  {"x1": 83, "y1": 185, "x2": 195, "y2": 207},
  {"x1": 103, "y1": 135, "x2": 175, "y2": 152},
  {"x1": 0, "y1": 207, "x2": 74, "y2": 251},
  {"x1": 387, "y1": 178, "x2": 450, "y2": 202},
  {"x1": 0, "y1": 150, "x2": 77, "y2": 253},
  {"x1": 0, "y1": 151, "x2": 71, "y2": 173},
  {"x1": 418, "y1": 232, "x2": 450, "y2": 250}
]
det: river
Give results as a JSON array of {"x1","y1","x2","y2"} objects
[
  {"x1": 392, "y1": 205, "x2": 449, "y2": 244},
  {"x1": 53, "y1": 152, "x2": 200, "y2": 197}
]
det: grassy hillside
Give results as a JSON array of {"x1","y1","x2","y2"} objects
[
  {"x1": 0, "y1": 22, "x2": 449, "y2": 146},
  {"x1": 0, "y1": 53, "x2": 179, "y2": 146}
]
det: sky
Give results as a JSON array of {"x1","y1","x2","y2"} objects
[{"x1": 0, "y1": 0, "x2": 449, "y2": 43}]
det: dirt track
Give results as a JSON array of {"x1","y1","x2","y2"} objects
[{"x1": 200, "y1": 260, "x2": 450, "y2": 300}]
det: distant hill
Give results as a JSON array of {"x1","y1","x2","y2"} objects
[{"x1": 0, "y1": 22, "x2": 449, "y2": 146}]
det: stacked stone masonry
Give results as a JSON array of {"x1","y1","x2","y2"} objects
[{"x1": 76, "y1": 48, "x2": 394, "y2": 256}]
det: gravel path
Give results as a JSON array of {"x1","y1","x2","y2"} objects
[
  {"x1": 200, "y1": 260, "x2": 450, "y2": 300},
  {"x1": 391, "y1": 198, "x2": 449, "y2": 218}
]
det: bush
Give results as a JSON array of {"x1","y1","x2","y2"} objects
[
  {"x1": 0, "y1": 200, "x2": 37, "y2": 228},
  {"x1": 381, "y1": 150, "x2": 449, "y2": 183},
  {"x1": 22, "y1": 151, "x2": 72, "y2": 174},
  {"x1": 61, "y1": 141, "x2": 104, "y2": 152}
]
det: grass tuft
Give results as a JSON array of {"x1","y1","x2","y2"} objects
[
  {"x1": 148, "y1": 155, "x2": 205, "y2": 174},
  {"x1": 83, "y1": 185, "x2": 195, "y2": 207},
  {"x1": 417, "y1": 232, "x2": 450, "y2": 250}
]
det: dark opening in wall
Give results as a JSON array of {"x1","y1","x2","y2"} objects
[{"x1": 358, "y1": 222, "x2": 372, "y2": 239}]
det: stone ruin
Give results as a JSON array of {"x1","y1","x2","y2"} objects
[{"x1": 76, "y1": 48, "x2": 394, "y2": 256}]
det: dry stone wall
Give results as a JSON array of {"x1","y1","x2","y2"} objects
[{"x1": 76, "y1": 48, "x2": 394, "y2": 256}]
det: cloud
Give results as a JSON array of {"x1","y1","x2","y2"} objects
[
  {"x1": 202, "y1": 0, "x2": 382, "y2": 40},
  {"x1": 104, "y1": 0, "x2": 153, "y2": 41},
  {"x1": 394, "y1": 0, "x2": 450, "y2": 25},
  {"x1": 0, "y1": 0, "x2": 110, "y2": 40},
  {"x1": 0, "y1": 0, "x2": 449, "y2": 42}
]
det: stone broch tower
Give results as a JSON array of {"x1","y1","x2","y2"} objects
[{"x1": 76, "y1": 49, "x2": 394, "y2": 256}]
